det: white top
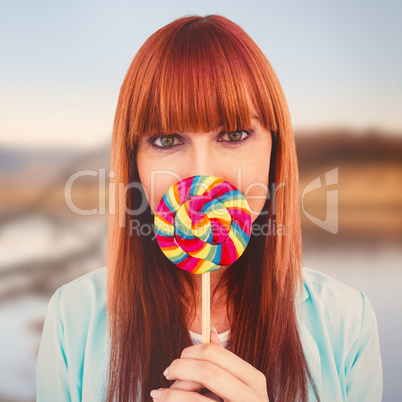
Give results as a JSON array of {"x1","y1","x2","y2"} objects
[{"x1": 189, "y1": 328, "x2": 231, "y2": 347}]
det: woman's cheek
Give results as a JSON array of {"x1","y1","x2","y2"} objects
[{"x1": 244, "y1": 181, "x2": 269, "y2": 222}]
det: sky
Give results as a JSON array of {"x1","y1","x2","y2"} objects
[{"x1": 0, "y1": 0, "x2": 401, "y2": 150}]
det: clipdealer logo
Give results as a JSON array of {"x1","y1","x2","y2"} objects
[
  {"x1": 301, "y1": 167, "x2": 338, "y2": 234},
  {"x1": 64, "y1": 167, "x2": 339, "y2": 234}
]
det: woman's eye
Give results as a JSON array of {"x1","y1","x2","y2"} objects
[
  {"x1": 148, "y1": 135, "x2": 181, "y2": 150},
  {"x1": 219, "y1": 130, "x2": 252, "y2": 145},
  {"x1": 147, "y1": 130, "x2": 253, "y2": 150}
]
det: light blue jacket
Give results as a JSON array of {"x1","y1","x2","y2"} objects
[{"x1": 36, "y1": 266, "x2": 383, "y2": 401}]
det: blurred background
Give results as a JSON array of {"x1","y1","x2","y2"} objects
[{"x1": 0, "y1": 1, "x2": 400, "y2": 401}]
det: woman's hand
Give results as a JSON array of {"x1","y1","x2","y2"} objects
[{"x1": 150, "y1": 329, "x2": 269, "y2": 401}]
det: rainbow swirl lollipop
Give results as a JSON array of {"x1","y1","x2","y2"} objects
[{"x1": 154, "y1": 175, "x2": 252, "y2": 274}]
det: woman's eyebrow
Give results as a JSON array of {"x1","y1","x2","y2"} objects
[{"x1": 145, "y1": 115, "x2": 260, "y2": 139}]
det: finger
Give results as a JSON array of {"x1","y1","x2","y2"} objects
[
  {"x1": 200, "y1": 389, "x2": 224, "y2": 401},
  {"x1": 179, "y1": 342, "x2": 266, "y2": 390},
  {"x1": 170, "y1": 379, "x2": 204, "y2": 392},
  {"x1": 170, "y1": 379, "x2": 223, "y2": 401},
  {"x1": 164, "y1": 358, "x2": 255, "y2": 401},
  {"x1": 210, "y1": 328, "x2": 224, "y2": 347},
  {"x1": 167, "y1": 329, "x2": 224, "y2": 394},
  {"x1": 151, "y1": 387, "x2": 213, "y2": 401}
]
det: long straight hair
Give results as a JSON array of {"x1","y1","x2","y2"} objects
[{"x1": 105, "y1": 15, "x2": 320, "y2": 401}]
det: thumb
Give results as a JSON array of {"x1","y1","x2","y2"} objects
[{"x1": 210, "y1": 327, "x2": 224, "y2": 347}]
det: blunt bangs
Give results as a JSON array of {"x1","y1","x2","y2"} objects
[{"x1": 122, "y1": 15, "x2": 279, "y2": 147}]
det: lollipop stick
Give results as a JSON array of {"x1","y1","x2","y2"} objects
[{"x1": 202, "y1": 271, "x2": 210, "y2": 343}]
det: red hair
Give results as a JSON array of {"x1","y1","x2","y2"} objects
[{"x1": 106, "y1": 14, "x2": 320, "y2": 401}]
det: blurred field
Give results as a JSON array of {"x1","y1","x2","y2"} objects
[
  {"x1": 295, "y1": 130, "x2": 402, "y2": 246},
  {"x1": 0, "y1": 128, "x2": 401, "y2": 401},
  {"x1": 301, "y1": 160, "x2": 401, "y2": 239}
]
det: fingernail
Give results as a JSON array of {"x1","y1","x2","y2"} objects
[
  {"x1": 150, "y1": 388, "x2": 163, "y2": 398},
  {"x1": 163, "y1": 366, "x2": 169, "y2": 376},
  {"x1": 210, "y1": 327, "x2": 218, "y2": 335}
]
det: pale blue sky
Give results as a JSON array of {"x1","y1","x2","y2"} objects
[{"x1": 0, "y1": 0, "x2": 401, "y2": 149}]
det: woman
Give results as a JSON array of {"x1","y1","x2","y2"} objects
[{"x1": 36, "y1": 15, "x2": 383, "y2": 401}]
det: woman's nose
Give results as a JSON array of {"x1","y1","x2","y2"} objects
[{"x1": 185, "y1": 144, "x2": 222, "y2": 179}]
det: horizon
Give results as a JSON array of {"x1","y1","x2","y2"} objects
[{"x1": 0, "y1": 125, "x2": 401, "y2": 153}]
